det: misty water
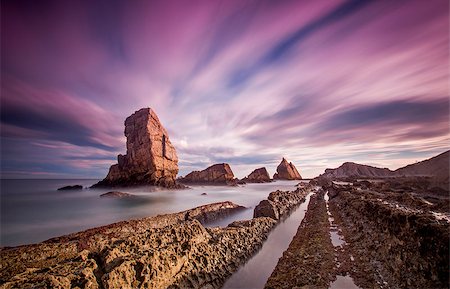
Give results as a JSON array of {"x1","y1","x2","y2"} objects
[{"x1": 1, "y1": 179, "x2": 300, "y2": 246}]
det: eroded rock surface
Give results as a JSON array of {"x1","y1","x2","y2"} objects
[
  {"x1": 0, "y1": 202, "x2": 276, "y2": 289},
  {"x1": 93, "y1": 108, "x2": 179, "y2": 188},
  {"x1": 265, "y1": 190, "x2": 335, "y2": 288},
  {"x1": 100, "y1": 191, "x2": 135, "y2": 198},
  {"x1": 253, "y1": 186, "x2": 309, "y2": 220},
  {"x1": 273, "y1": 158, "x2": 302, "y2": 180},
  {"x1": 241, "y1": 167, "x2": 271, "y2": 183},
  {"x1": 179, "y1": 163, "x2": 236, "y2": 185}
]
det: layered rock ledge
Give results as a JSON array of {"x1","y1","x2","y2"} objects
[
  {"x1": 1, "y1": 201, "x2": 280, "y2": 289},
  {"x1": 254, "y1": 186, "x2": 310, "y2": 220},
  {"x1": 178, "y1": 163, "x2": 237, "y2": 185}
]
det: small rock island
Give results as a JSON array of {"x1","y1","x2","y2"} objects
[
  {"x1": 93, "y1": 108, "x2": 180, "y2": 188},
  {"x1": 273, "y1": 158, "x2": 302, "y2": 180}
]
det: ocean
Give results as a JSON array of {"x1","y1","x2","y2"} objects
[{"x1": 0, "y1": 179, "x2": 300, "y2": 247}]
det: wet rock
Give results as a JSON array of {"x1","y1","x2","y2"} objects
[
  {"x1": 0, "y1": 201, "x2": 271, "y2": 289},
  {"x1": 178, "y1": 163, "x2": 236, "y2": 185},
  {"x1": 254, "y1": 187, "x2": 309, "y2": 220},
  {"x1": 265, "y1": 191, "x2": 335, "y2": 289},
  {"x1": 273, "y1": 158, "x2": 302, "y2": 180},
  {"x1": 93, "y1": 108, "x2": 180, "y2": 188},
  {"x1": 57, "y1": 185, "x2": 83, "y2": 191},
  {"x1": 100, "y1": 191, "x2": 135, "y2": 198},
  {"x1": 241, "y1": 167, "x2": 271, "y2": 183}
]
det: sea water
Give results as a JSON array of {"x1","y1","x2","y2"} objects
[{"x1": 0, "y1": 179, "x2": 299, "y2": 246}]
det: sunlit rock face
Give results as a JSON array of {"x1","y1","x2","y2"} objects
[
  {"x1": 273, "y1": 158, "x2": 302, "y2": 180},
  {"x1": 242, "y1": 167, "x2": 271, "y2": 183},
  {"x1": 94, "y1": 108, "x2": 179, "y2": 188},
  {"x1": 179, "y1": 163, "x2": 236, "y2": 185}
]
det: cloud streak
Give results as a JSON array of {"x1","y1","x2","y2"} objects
[{"x1": 1, "y1": 0, "x2": 448, "y2": 178}]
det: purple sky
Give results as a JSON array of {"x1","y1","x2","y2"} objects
[{"x1": 1, "y1": 0, "x2": 449, "y2": 179}]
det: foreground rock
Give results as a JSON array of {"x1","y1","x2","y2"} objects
[
  {"x1": 254, "y1": 186, "x2": 310, "y2": 220},
  {"x1": 241, "y1": 167, "x2": 271, "y2": 183},
  {"x1": 273, "y1": 158, "x2": 302, "y2": 180},
  {"x1": 265, "y1": 190, "x2": 335, "y2": 288},
  {"x1": 328, "y1": 189, "x2": 449, "y2": 288},
  {"x1": 100, "y1": 191, "x2": 135, "y2": 198},
  {"x1": 0, "y1": 202, "x2": 278, "y2": 289},
  {"x1": 179, "y1": 163, "x2": 236, "y2": 185},
  {"x1": 93, "y1": 108, "x2": 179, "y2": 188},
  {"x1": 57, "y1": 185, "x2": 83, "y2": 191}
]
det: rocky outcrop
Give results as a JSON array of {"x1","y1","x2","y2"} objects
[
  {"x1": 319, "y1": 151, "x2": 449, "y2": 190},
  {"x1": 265, "y1": 191, "x2": 335, "y2": 289},
  {"x1": 254, "y1": 187, "x2": 309, "y2": 220},
  {"x1": 93, "y1": 108, "x2": 179, "y2": 188},
  {"x1": 321, "y1": 162, "x2": 393, "y2": 179},
  {"x1": 273, "y1": 158, "x2": 302, "y2": 180},
  {"x1": 0, "y1": 202, "x2": 276, "y2": 289},
  {"x1": 178, "y1": 163, "x2": 236, "y2": 185},
  {"x1": 328, "y1": 189, "x2": 449, "y2": 288},
  {"x1": 57, "y1": 185, "x2": 82, "y2": 191},
  {"x1": 100, "y1": 191, "x2": 135, "y2": 198},
  {"x1": 241, "y1": 167, "x2": 271, "y2": 183}
]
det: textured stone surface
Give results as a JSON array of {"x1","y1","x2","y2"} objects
[
  {"x1": 0, "y1": 202, "x2": 276, "y2": 289},
  {"x1": 242, "y1": 167, "x2": 271, "y2": 183},
  {"x1": 179, "y1": 163, "x2": 236, "y2": 185},
  {"x1": 265, "y1": 191, "x2": 335, "y2": 289},
  {"x1": 273, "y1": 158, "x2": 302, "y2": 180},
  {"x1": 93, "y1": 108, "x2": 179, "y2": 188},
  {"x1": 253, "y1": 186, "x2": 309, "y2": 220},
  {"x1": 57, "y1": 185, "x2": 82, "y2": 191}
]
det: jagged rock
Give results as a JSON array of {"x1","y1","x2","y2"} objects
[
  {"x1": 254, "y1": 187, "x2": 309, "y2": 220},
  {"x1": 321, "y1": 162, "x2": 393, "y2": 179},
  {"x1": 93, "y1": 108, "x2": 179, "y2": 188},
  {"x1": 178, "y1": 163, "x2": 236, "y2": 185},
  {"x1": 273, "y1": 158, "x2": 302, "y2": 180},
  {"x1": 0, "y1": 202, "x2": 274, "y2": 289},
  {"x1": 242, "y1": 167, "x2": 271, "y2": 183},
  {"x1": 57, "y1": 185, "x2": 82, "y2": 191},
  {"x1": 100, "y1": 191, "x2": 135, "y2": 198}
]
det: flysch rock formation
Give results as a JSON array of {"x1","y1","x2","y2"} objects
[
  {"x1": 318, "y1": 150, "x2": 449, "y2": 190},
  {"x1": 273, "y1": 158, "x2": 302, "y2": 180},
  {"x1": 0, "y1": 201, "x2": 280, "y2": 289},
  {"x1": 178, "y1": 163, "x2": 236, "y2": 185},
  {"x1": 93, "y1": 108, "x2": 179, "y2": 188},
  {"x1": 241, "y1": 167, "x2": 272, "y2": 183},
  {"x1": 253, "y1": 187, "x2": 309, "y2": 220}
]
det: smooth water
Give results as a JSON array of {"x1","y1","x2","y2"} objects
[
  {"x1": 0, "y1": 179, "x2": 299, "y2": 246},
  {"x1": 223, "y1": 192, "x2": 313, "y2": 289}
]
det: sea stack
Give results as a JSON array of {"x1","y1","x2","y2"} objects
[
  {"x1": 242, "y1": 167, "x2": 271, "y2": 183},
  {"x1": 179, "y1": 163, "x2": 236, "y2": 185},
  {"x1": 273, "y1": 158, "x2": 302, "y2": 180},
  {"x1": 93, "y1": 108, "x2": 179, "y2": 188}
]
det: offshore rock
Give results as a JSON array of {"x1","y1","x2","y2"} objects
[
  {"x1": 57, "y1": 185, "x2": 82, "y2": 191},
  {"x1": 93, "y1": 108, "x2": 179, "y2": 188},
  {"x1": 242, "y1": 167, "x2": 272, "y2": 183},
  {"x1": 273, "y1": 158, "x2": 302, "y2": 180},
  {"x1": 179, "y1": 163, "x2": 236, "y2": 185},
  {"x1": 100, "y1": 191, "x2": 135, "y2": 198}
]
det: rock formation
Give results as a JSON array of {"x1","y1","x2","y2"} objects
[
  {"x1": 57, "y1": 185, "x2": 82, "y2": 191},
  {"x1": 93, "y1": 108, "x2": 179, "y2": 188},
  {"x1": 273, "y1": 158, "x2": 302, "y2": 180},
  {"x1": 241, "y1": 167, "x2": 271, "y2": 183},
  {"x1": 254, "y1": 187, "x2": 309, "y2": 220},
  {"x1": 100, "y1": 191, "x2": 135, "y2": 198},
  {"x1": 0, "y1": 202, "x2": 275, "y2": 289},
  {"x1": 179, "y1": 163, "x2": 236, "y2": 185},
  {"x1": 321, "y1": 162, "x2": 393, "y2": 179}
]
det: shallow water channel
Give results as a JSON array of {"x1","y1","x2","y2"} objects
[{"x1": 223, "y1": 192, "x2": 313, "y2": 289}]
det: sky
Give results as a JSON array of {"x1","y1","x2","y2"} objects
[{"x1": 1, "y1": 0, "x2": 449, "y2": 179}]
